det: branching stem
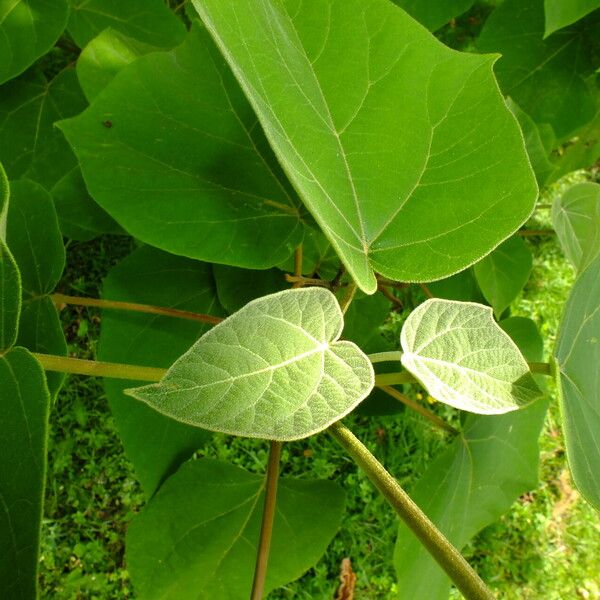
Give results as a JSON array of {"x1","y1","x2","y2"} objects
[
  {"x1": 251, "y1": 441, "x2": 283, "y2": 600},
  {"x1": 329, "y1": 422, "x2": 495, "y2": 600}
]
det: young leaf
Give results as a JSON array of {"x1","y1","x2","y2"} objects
[
  {"x1": 473, "y1": 236, "x2": 533, "y2": 318},
  {"x1": 67, "y1": 0, "x2": 186, "y2": 48},
  {"x1": 99, "y1": 246, "x2": 223, "y2": 497},
  {"x1": 0, "y1": 68, "x2": 87, "y2": 189},
  {"x1": 392, "y1": 0, "x2": 475, "y2": 31},
  {"x1": 192, "y1": 0, "x2": 537, "y2": 294},
  {"x1": 552, "y1": 182, "x2": 600, "y2": 273},
  {"x1": 395, "y1": 398, "x2": 548, "y2": 599},
  {"x1": 128, "y1": 288, "x2": 375, "y2": 441},
  {"x1": 544, "y1": 0, "x2": 600, "y2": 36},
  {"x1": 0, "y1": 0, "x2": 69, "y2": 85},
  {"x1": 0, "y1": 347, "x2": 51, "y2": 599},
  {"x1": 60, "y1": 27, "x2": 304, "y2": 269},
  {"x1": 478, "y1": 0, "x2": 599, "y2": 139},
  {"x1": 555, "y1": 253, "x2": 600, "y2": 510},
  {"x1": 126, "y1": 459, "x2": 345, "y2": 600},
  {"x1": 400, "y1": 298, "x2": 541, "y2": 413}
]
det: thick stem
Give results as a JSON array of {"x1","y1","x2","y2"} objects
[
  {"x1": 379, "y1": 386, "x2": 458, "y2": 435},
  {"x1": 368, "y1": 351, "x2": 403, "y2": 364},
  {"x1": 329, "y1": 422, "x2": 495, "y2": 600},
  {"x1": 52, "y1": 293, "x2": 223, "y2": 325},
  {"x1": 33, "y1": 353, "x2": 165, "y2": 382},
  {"x1": 251, "y1": 441, "x2": 283, "y2": 600}
]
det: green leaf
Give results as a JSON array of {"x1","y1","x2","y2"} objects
[
  {"x1": 98, "y1": 246, "x2": 223, "y2": 497},
  {"x1": 60, "y1": 27, "x2": 304, "y2": 269},
  {"x1": 128, "y1": 288, "x2": 374, "y2": 441},
  {"x1": 428, "y1": 268, "x2": 485, "y2": 303},
  {"x1": 499, "y1": 316, "x2": 544, "y2": 363},
  {"x1": 0, "y1": 347, "x2": 51, "y2": 599},
  {"x1": 473, "y1": 236, "x2": 533, "y2": 318},
  {"x1": 213, "y1": 265, "x2": 287, "y2": 314},
  {"x1": 555, "y1": 253, "x2": 600, "y2": 510},
  {"x1": 0, "y1": 68, "x2": 87, "y2": 189},
  {"x1": 51, "y1": 167, "x2": 124, "y2": 241},
  {"x1": 394, "y1": 398, "x2": 548, "y2": 600},
  {"x1": 400, "y1": 298, "x2": 541, "y2": 413},
  {"x1": 126, "y1": 458, "x2": 345, "y2": 600},
  {"x1": 0, "y1": 160, "x2": 8, "y2": 240},
  {"x1": 552, "y1": 182, "x2": 600, "y2": 273},
  {"x1": 67, "y1": 0, "x2": 186, "y2": 48},
  {"x1": 6, "y1": 179, "x2": 65, "y2": 297},
  {"x1": 0, "y1": 0, "x2": 69, "y2": 84},
  {"x1": 0, "y1": 241, "x2": 20, "y2": 352},
  {"x1": 477, "y1": 0, "x2": 599, "y2": 139},
  {"x1": 544, "y1": 0, "x2": 600, "y2": 35},
  {"x1": 392, "y1": 0, "x2": 475, "y2": 31},
  {"x1": 193, "y1": 0, "x2": 537, "y2": 294},
  {"x1": 76, "y1": 27, "x2": 159, "y2": 101}
]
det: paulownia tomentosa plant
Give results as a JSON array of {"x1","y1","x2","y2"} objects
[{"x1": 1, "y1": 0, "x2": 599, "y2": 598}]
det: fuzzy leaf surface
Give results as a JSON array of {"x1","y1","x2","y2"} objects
[
  {"x1": 552, "y1": 182, "x2": 600, "y2": 273},
  {"x1": 60, "y1": 27, "x2": 304, "y2": 268},
  {"x1": 99, "y1": 246, "x2": 222, "y2": 497},
  {"x1": 128, "y1": 288, "x2": 374, "y2": 441},
  {"x1": 127, "y1": 459, "x2": 345, "y2": 600},
  {"x1": 555, "y1": 253, "x2": 600, "y2": 510},
  {"x1": 0, "y1": 347, "x2": 50, "y2": 599},
  {"x1": 0, "y1": 0, "x2": 69, "y2": 84},
  {"x1": 193, "y1": 0, "x2": 537, "y2": 293},
  {"x1": 400, "y1": 298, "x2": 541, "y2": 413}
]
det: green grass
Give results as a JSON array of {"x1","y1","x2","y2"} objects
[{"x1": 40, "y1": 175, "x2": 600, "y2": 599}]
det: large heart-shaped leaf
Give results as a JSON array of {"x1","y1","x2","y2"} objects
[
  {"x1": 400, "y1": 298, "x2": 541, "y2": 413},
  {"x1": 127, "y1": 459, "x2": 345, "y2": 600},
  {"x1": 67, "y1": 0, "x2": 185, "y2": 48},
  {"x1": 128, "y1": 288, "x2": 374, "y2": 441},
  {"x1": 0, "y1": 0, "x2": 69, "y2": 85},
  {"x1": 552, "y1": 182, "x2": 600, "y2": 273},
  {"x1": 544, "y1": 0, "x2": 600, "y2": 35},
  {"x1": 0, "y1": 347, "x2": 51, "y2": 600},
  {"x1": 555, "y1": 253, "x2": 600, "y2": 510},
  {"x1": 60, "y1": 27, "x2": 304, "y2": 269},
  {"x1": 192, "y1": 0, "x2": 537, "y2": 293},
  {"x1": 99, "y1": 246, "x2": 223, "y2": 497}
]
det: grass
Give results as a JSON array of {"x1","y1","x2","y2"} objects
[{"x1": 39, "y1": 175, "x2": 600, "y2": 599}]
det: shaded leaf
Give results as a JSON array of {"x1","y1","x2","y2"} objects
[
  {"x1": 0, "y1": 347, "x2": 51, "y2": 599},
  {"x1": 0, "y1": 0, "x2": 69, "y2": 85},
  {"x1": 400, "y1": 298, "x2": 541, "y2": 413},
  {"x1": 128, "y1": 288, "x2": 374, "y2": 441},
  {"x1": 478, "y1": 0, "x2": 599, "y2": 139},
  {"x1": 552, "y1": 182, "x2": 600, "y2": 273},
  {"x1": 473, "y1": 236, "x2": 533, "y2": 318},
  {"x1": 193, "y1": 0, "x2": 537, "y2": 293},
  {"x1": 499, "y1": 316, "x2": 544, "y2": 363},
  {"x1": 392, "y1": 0, "x2": 475, "y2": 31},
  {"x1": 67, "y1": 0, "x2": 185, "y2": 48},
  {"x1": 0, "y1": 68, "x2": 87, "y2": 189},
  {"x1": 60, "y1": 27, "x2": 304, "y2": 269},
  {"x1": 98, "y1": 246, "x2": 222, "y2": 497},
  {"x1": 127, "y1": 458, "x2": 345, "y2": 600},
  {"x1": 0, "y1": 241, "x2": 20, "y2": 352},
  {"x1": 544, "y1": 0, "x2": 600, "y2": 35},
  {"x1": 555, "y1": 253, "x2": 600, "y2": 510},
  {"x1": 427, "y1": 268, "x2": 484, "y2": 303}
]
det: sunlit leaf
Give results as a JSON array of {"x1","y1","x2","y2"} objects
[
  {"x1": 127, "y1": 459, "x2": 345, "y2": 600},
  {"x1": 193, "y1": 0, "x2": 537, "y2": 293},
  {"x1": 128, "y1": 288, "x2": 374, "y2": 441},
  {"x1": 400, "y1": 298, "x2": 541, "y2": 413}
]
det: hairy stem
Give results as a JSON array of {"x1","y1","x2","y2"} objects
[
  {"x1": 329, "y1": 422, "x2": 495, "y2": 600},
  {"x1": 368, "y1": 351, "x2": 402, "y2": 364},
  {"x1": 251, "y1": 441, "x2": 283, "y2": 600},
  {"x1": 380, "y1": 386, "x2": 458, "y2": 435},
  {"x1": 33, "y1": 353, "x2": 165, "y2": 382},
  {"x1": 52, "y1": 293, "x2": 223, "y2": 325}
]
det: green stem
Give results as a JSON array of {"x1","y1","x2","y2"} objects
[
  {"x1": 517, "y1": 229, "x2": 554, "y2": 237},
  {"x1": 52, "y1": 293, "x2": 223, "y2": 325},
  {"x1": 380, "y1": 386, "x2": 458, "y2": 435},
  {"x1": 368, "y1": 351, "x2": 402, "y2": 364},
  {"x1": 329, "y1": 422, "x2": 495, "y2": 600},
  {"x1": 32, "y1": 353, "x2": 165, "y2": 382},
  {"x1": 338, "y1": 282, "x2": 357, "y2": 314},
  {"x1": 375, "y1": 371, "x2": 417, "y2": 386},
  {"x1": 251, "y1": 441, "x2": 283, "y2": 600}
]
